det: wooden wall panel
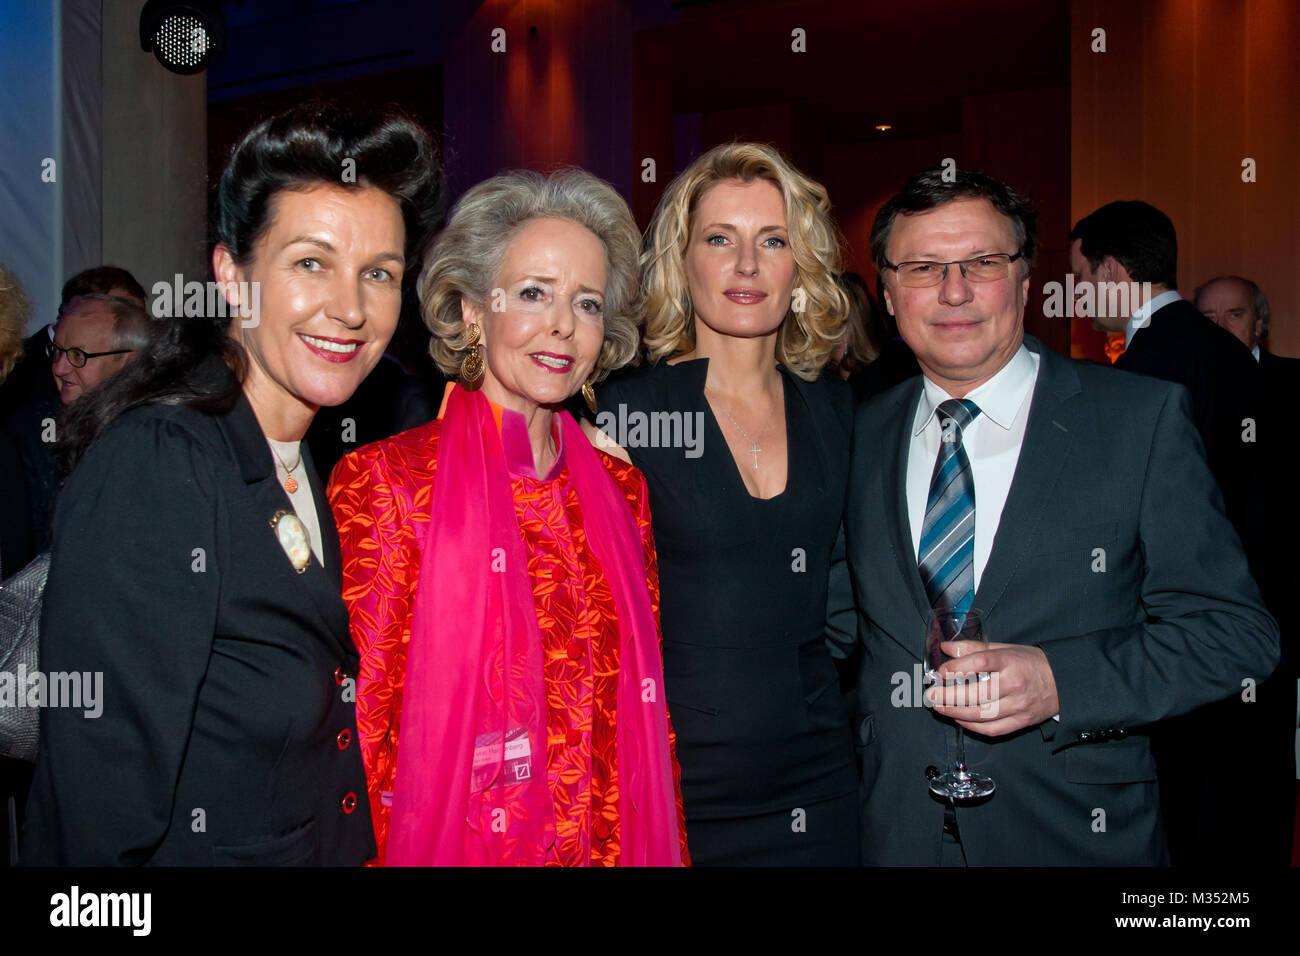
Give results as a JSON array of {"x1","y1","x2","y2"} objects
[{"x1": 1072, "y1": 0, "x2": 1300, "y2": 357}]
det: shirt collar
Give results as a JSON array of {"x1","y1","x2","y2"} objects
[
  {"x1": 1252, "y1": 344, "x2": 1261, "y2": 362},
  {"x1": 1125, "y1": 289, "x2": 1182, "y2": 348},
  {"x1": 912, "y1": 343, "x2": 1037, "y2": 436}
]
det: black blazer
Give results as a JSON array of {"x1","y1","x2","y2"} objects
[
  {"x1": 842, "y1": 336, "x2": 1279, "y2": 865},
  {"x1": 21, "y1": 371, "x2": 375, "y2": 865},
  {"x1": 1258, "y1": 347, "x2": 1300, "y2": 391}
]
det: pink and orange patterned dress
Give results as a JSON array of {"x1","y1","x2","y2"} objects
[{"x1": 328, "y1": 409, "x2": 689, "y2": 866}]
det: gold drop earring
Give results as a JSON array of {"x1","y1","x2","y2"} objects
[{"x1": 459, "y1": 322, "x2": 484, "y2": 388}]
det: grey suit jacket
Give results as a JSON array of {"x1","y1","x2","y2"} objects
[{"x1": 840, "y1": 336, "x2": 1279, "y2": 865}]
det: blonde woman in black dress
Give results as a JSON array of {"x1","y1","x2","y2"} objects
[{"x1": 592, "y1": 143, "x2": 858, "y2": 865}]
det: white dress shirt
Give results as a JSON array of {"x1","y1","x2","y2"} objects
[
  {"x1": 1125, "y1": 289, "x2": 1182, "y2": 348},
  {"x1": 1252, "y1": 344, "x2": 1261, "y2": 362},
  {"x1": 907, "y1": 344, "x2": 1040, "y2": 593}
]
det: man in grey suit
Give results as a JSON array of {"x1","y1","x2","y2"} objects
[{"x1": 840, "y1": 167, "x2": 1279, "y2": 865}]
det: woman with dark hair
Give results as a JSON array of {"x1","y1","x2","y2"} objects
[
  {"x1": 20, "y1": 100, "x2": 443, "y2": 866},
  {"x1": 831, "y1": 271, "x2": 887, "y2": 380}
]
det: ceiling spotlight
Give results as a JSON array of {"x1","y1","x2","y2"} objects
[
  {"x1": 139, "y1": 1, "x2": 227, "y2": 75},
  {"x1": 874, "y1": 124, "x2": 893, "y2": 132}
]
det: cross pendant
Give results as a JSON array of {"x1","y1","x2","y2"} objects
[{"x1": 749, "y1": 442, "x2": 761, "y2": 469}]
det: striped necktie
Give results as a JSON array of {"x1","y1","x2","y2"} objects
[{"x1": 918, "y1": 398, "x2": 982, "y2": 620}]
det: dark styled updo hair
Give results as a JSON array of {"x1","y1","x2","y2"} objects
[
  {"x1": 214, "y1": 99, "x2": 444, "y2": 266},
  {"x1": 58, "y1": 99, "x2": 444, "y2": 474}
]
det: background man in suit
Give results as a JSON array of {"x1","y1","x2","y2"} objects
[
  {"x1": 840, "y1": 168, "x2": 1278, "y2": 865},
  {"x1": 0, "y1": 265, "x2": 146, "y2": 423},
  {"x1": 1070, "y1": 206, "x2": 1292, "y2": 864},
  {"x1": 1194, "y1": 274, "x2": 1268, "y2": 358},
  {"x1": 1068, "y1": 203, "x2": 1260, "y2": 509},
  {"x1": 3, "y1": 293, "x2": 150, "y2": 557},
  {"x1": 1195, "y1": 273, "x2": 1300, "y2": 859},
  {"x1": 48, "y1": 294, "x2": 148, "y2": 405},
  {"x1": 1195, "y1": 273, "x2": 1300, "y2": 391},
  {"x1": 2, "y1": 269, "x2": 149, "y2": 555}
]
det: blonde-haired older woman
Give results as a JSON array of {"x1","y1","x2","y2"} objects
[
  {"x1": 0, "y1": 261, "x2": 35, "y2": 581},
  {"x1": 593, "y1": 142, "x2": 859, "y2": 865},
  {"x1": 0, "y1": 261, "x2": 29, "y2": 385},
  {"x1": 329, "y1": 169, "x2": 689, "y2": 866}
]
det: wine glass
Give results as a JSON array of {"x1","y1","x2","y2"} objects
[{"x1": 923, "y1": 607, "x2": 996, "y2": 800}]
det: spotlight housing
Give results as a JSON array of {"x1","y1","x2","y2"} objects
[{"x1": 139, "y1": 1, "x2": 227, "y2": 75}]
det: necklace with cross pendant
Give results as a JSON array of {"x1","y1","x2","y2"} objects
[{"x1": 706, "y1": 387, "x2": 770, "y2": 470}]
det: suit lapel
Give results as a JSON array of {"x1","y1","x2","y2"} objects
[
  {"x1": 971, "y1": 337, "x2": 1081, "y2": 621},
  {"x1": 874, "y1": 382, "x2": 932, "y2": 647},
  {"x1": 219, "y1": 394, "x2": 353, "y2": 660}
]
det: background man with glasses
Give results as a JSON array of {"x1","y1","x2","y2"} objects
[
  {"x1": 2, "y1": 291, "x2": 149, "y2": 559},
  {"x1": 0, "y1": 265, "x2": 146, "y2": 422},
  {"x1": 833, "y1": 167, "x2": 1278, "y2": 864},
  {"x1": 48, "y1": 294, "x2": 147, "y2": 405},
  {"x1": 1, "y1": 267, "x2": 149, "y2": 559}
]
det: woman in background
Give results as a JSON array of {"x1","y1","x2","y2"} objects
[
  {"x1": 330, "y1": 169, "x2": 688, "y2": 866},
  {"x1": 21, "y1": 101, "x2": 442, "y2": 865},
  {"x1": 0, "y1": 261, "x2": 34, "y2": 579},
  {"x1": 0, "y1": 261, "x2": 36, "y2": 869},
  {"x1": 832, "y1": 270, "x2": 888, "y2": 394},
  {"x1": 594, "y1": 142, "x2": 859, "y2": 865}
]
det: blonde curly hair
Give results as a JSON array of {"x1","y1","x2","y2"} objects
[
  {"x1": 641, "y1": 142, "x2": 848, "y2": 381},
  {"x1": 418, "y1": 168, "x2": 641, "y2": 384},
  {"x1": 0, "y1": 261, "x2": 31, "y2": 383}
]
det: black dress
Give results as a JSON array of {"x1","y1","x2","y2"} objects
[{"x1": 597, "y1": 359, "x2": 859, "y2": 865}]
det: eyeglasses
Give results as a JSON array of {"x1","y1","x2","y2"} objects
[
  {"x1": 46, "y1": 341, "x2": 135, "y2": 368},
  {"x1": 882, "y1": 252, "x2": 1023, "y2": 288}
]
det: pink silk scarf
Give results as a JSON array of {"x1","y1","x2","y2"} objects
[{"x1": 385, "y1": 384, "x2": 682, "y2": 866}]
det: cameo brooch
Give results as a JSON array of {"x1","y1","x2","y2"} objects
[{"x1": 270, "y1": 509, "x2": 311, "y2": 574}]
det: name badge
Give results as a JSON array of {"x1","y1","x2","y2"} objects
[{"x1": 471, "y1": 727, "x2": 532, "y2": 790}]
